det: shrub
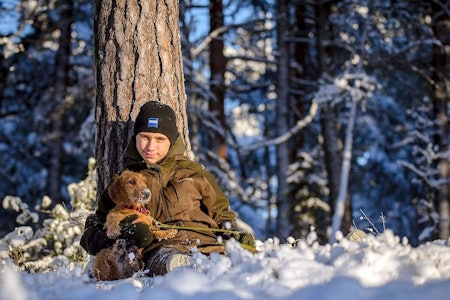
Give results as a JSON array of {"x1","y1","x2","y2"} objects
[{"x1": 0, "y1": 158, "x2": 97, "y2": 272}]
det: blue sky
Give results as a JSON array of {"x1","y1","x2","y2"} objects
[{"x1": 0, "y1": 0, "x2": 19, "y2": 35}]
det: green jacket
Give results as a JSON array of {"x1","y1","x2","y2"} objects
[{"x1": 81, "y1": 136, "x2": 238, "y2": 254}]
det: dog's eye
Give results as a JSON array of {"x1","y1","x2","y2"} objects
[{"x1": 128, "y1": 180, "x2": 136, "y2": 185}]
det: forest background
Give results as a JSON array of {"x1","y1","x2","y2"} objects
[{"x1": 0, "y1": 0, "x2": 449, "y2": 247}]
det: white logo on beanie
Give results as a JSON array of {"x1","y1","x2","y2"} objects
[{"x1": 148, "y1": 118, "x2": 159, "y2": 128}]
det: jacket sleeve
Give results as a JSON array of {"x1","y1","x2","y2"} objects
[
  {"x1": 80, "y1": 213, "x2": 114, "y2": 255},
  {"x1": 201, "y1": 168, "x2": 238, "y2": 229},
  {"x1": 80, "y1": 176, "x2": 119, "y2": 255}
]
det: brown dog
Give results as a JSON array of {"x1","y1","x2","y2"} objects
[
  {"x1": 92, "y1": 239, "x2": 143, "y2": 281},
  {"x1": 92, "y1": 170, "x2": 178, "y2": 281}
]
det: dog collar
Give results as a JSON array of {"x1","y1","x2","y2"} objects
[{"x1": 125, "y1": 205, "x2": 150, "y2": 215}]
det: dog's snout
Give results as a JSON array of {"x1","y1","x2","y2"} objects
[{"x1": 142, "y1": 189, "x2": 151, "y2": 199}]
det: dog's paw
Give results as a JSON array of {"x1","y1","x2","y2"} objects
[
  {"x1": 105, "y1": 224, "x2": 122, "y2": 239},
  {"x1": 105, "y1": 213, "x2": 125, "y2": 238},
  {"x1": 153, "y1": 228, "x2": 178, "y2": 240},
  {"x1": 166, "y1": 228, "x2": 178, "y2": 238}
]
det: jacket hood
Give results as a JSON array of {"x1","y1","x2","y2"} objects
[{"x1": 124, "y1": 135, "x2": 186, "y2": 171}]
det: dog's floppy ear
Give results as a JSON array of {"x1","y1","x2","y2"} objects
[{"x1": 107, "y1": 175, "x2": 125, "y2": 204}]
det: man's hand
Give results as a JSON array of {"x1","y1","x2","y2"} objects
[
  {"x1": 238, "y1": 232, "x2": 256, "y2": 248},
  {"x1": 81, "y1": 214, "x2": 115, "y2": 255},
  {"x1": 218, "y1": 220, "x2": 239, "y2": 240},
  {"x1": 119, "y1": 214, "x2": 154, "y2": 249},
  {"x1": 219, "y1": 220, "x2": 256, "y2": 248}
]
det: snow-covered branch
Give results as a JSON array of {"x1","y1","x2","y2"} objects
[
  {"x1": 240, "y1": 100, "x2": 319, "y2": 152},
  {"x1": 397, "y1": 159, "x2": 449, "y2": 189}
]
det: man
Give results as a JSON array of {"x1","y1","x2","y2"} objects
[{"x1": 81, "y1": 101, "x2": 255, "y2": 276}]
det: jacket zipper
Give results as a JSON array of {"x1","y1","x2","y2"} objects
[{"x1": 155, "y1": 166, "x2": 172, "y2": 223}]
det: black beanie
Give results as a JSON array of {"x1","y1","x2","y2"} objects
[{"x1": 133, "y1": 101, "x2": 179, "y2": 144}]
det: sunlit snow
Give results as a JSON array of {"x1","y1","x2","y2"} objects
[{"x1": 1, "y1": 231, "x2": 449, "y2": 300}]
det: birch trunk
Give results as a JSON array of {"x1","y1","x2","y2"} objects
[{"x1": 330, "y1": 100, "x2": 357, "y2": 243}]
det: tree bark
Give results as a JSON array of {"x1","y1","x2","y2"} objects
[
  {"x1": 209, "y1": 0, "x2": 227, "y2": 159},
  {"x1": 47, "y1": 0, "x2": 74, "y2": 203},
  {"x1": 431, "y1": 10, "x2": 449, "y2": 239},
  {"x1": 94, "y1": 0, "x2": 190, "y2": 198},
  {"x1": 315, "y1": 1, "x2": 352, "y2": 238},
  {"x1": 275, "y1": 0, "x2": 291, "y2": 240}
]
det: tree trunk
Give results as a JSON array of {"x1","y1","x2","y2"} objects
[
  {"x1": 209, "y1": 0, "x2": 227, "y2": 159},
  {"x1": 315, "y1": 1, "x2": 352, "y2": 238},
  {"x1": 47, "y1": 0, "x2": 74, "y2": 203},
  {"x1": 431, "y1": 11, "x2": 449, "y2": 239},
  {"x1": 330, "y1": 100, "x2": 357, "y2": 243},
  {"x1": 275, "y1": 0, "x2": 291, "y2": 241},
  {"x1": 94, "y1": 0, "x2": 190, "y2": 198}
]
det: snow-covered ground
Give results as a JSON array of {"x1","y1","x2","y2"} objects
[{"x1": 1, "y1": 230, "x2": 450, "y2": 300}]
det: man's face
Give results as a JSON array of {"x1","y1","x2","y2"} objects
[{"x1": 136, "y1": 132, "x2": 171, "y2": 164}]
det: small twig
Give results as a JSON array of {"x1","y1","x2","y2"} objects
[
  {"x1": 380, "y1": 212, "x2": 386, "y2": 232},
  {"x1": 36, "y1": 209, "x2": 53, "y2": 214},
  {"x1": 360, "y1": 209, "x2": 381, "y2": 234}
]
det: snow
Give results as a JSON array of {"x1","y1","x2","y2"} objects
[{"x1": 1, "y1": 230, "x2": 450, "y2": 300}]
